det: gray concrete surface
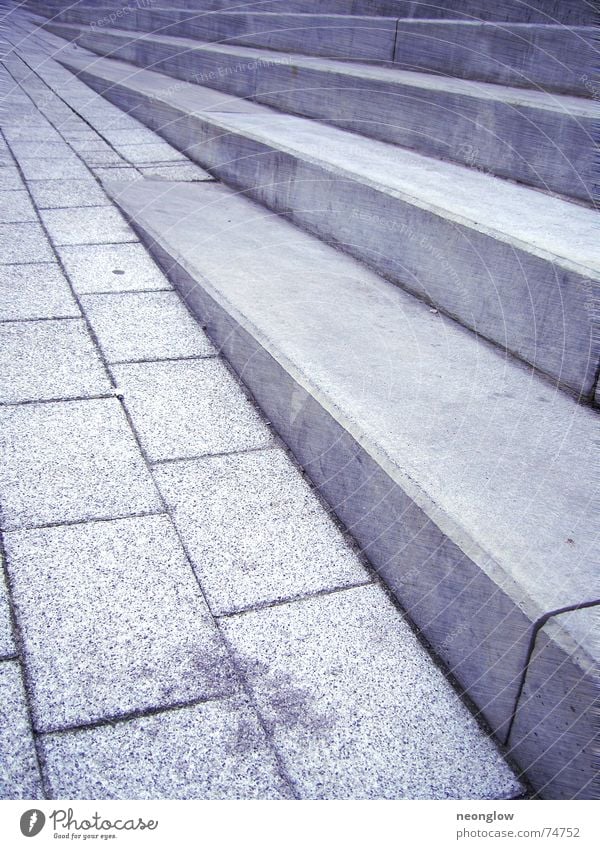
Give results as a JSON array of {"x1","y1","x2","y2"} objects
[
  {"x1": 0, "y1": 263, "x2": 79, "y2": 321},
  {"x1": 507, "y1": 606, "x2": 600, "y2": 800},
  {"x1": 53, "y1": 25, "x2": 596, "y2": 200},
  {"x1": 31, "y1": 0, "x2": 596, "y2": 26},
  {"x1": 62, "y1": 53, "x2": 600, "y2": 399}
]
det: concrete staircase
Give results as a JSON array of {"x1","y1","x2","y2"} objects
[{"x1": 23, "y1": 0, "x2": 599, "y2": 799}]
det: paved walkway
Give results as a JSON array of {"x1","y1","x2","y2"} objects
[{"x1": 0, "y1": 3, "x2": 522, "y2": 799}]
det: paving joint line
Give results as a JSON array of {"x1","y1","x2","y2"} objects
[
  {"x1": 215, "y1": 578, "x2": 376, "y2": 621},
  {"x1": 6, "y1": 509, "x2": 168, "y2": 535},
  {"x1": 0, "y1": 526, "x2": 50, "y2": 798},
  {"x1": 34, "y1": 691, "x2": 243, "y2": 738}
]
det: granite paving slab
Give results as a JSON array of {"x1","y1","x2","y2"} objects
[
  {"x1": 0, "y1": 556, "x2": 15, "y2": 658},
  {"x1": 154, "y1": 449, "x2": 370, "y2": 615},
  {"x1": 0, "y1": 661, "x2": 43, "y2": 798},
  {"x1": 0, "y1": 190, "x2": 37, "y2": 223},
  {"x1": 222, "y1": 585, "x2": 523, "y2": 799},
  {"x1": 58, "y1": 242, "x2": 172, "y2": 293},
  {"x1": 28, "y1": 177, "x2": 110, "y2": 208},
  {"x1": 40, "y1": 206, "x2": 136, "y2": 245},
  {"x1": 5, "y1": 515, "x2": 237, "y2": 730},
  {"x1": 82, "y1": 291, "x2": 215, "y2": 362},
  {"x1": 41, "y1": 695, "x2": 289, "y2": 799},
  {"x1": 0, "y1": 263, "x2": 79, "y2": 321},
  {"x1": 0, "y1": 222, "x2": 53, "y2": 263},
  {"x1": 112, "y1": 359, "x2": 273, "y2": 461},
  {"x1": 0, "y1": 319, "x2": 110, "y2": 403},
  {"x1": 0, "y1": 167, "x2": 25, "y2": 190},
  {"x1": 0, "y1": 398, "x2": 162, "y2": 529},
  {"x1": 20, "y1": 157, "x2": 90, "y2": 181}
]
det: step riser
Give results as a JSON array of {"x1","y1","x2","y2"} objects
[
  {"x1": 53, "y1": 24, "x2": 595, "y2": 201},
  {"x1": 50, "y1": 7, "x2": 398, "y2": 62},
  {"x1": 40, "y1": 8, "x2": 596, "y2": 95},
  {"x1": 29, "y1": 0, "x2": 597, "y2": 26},
  {"x1": 68, "y1": 67, "x2": 600, "y2": 402},
  {"x1": 392, "y1": 22, "x2": 594, "y2": 97},
  {"x1": 117, "y1": 194, "x2": 532, "y2": 743}
]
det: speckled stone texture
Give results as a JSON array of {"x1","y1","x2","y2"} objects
[
  {"x1": 4, "y1": 515, "x2": 237, "y2": 731},
  {"x1": 28, "y1": 178, "x2": 111, "y2": 209},
  {"x1": 0, "y1": 398, "x2": 161, "y2": 529},
  {"x1": 0, "y1": 191, "x2": 37, "y2": 223},
  {"x1": 112, "y1": 359, "x2": 273, "y2": 461},
  {"x1": 0, "y1": 263, "x2": 79, "y2": 321},
  {"x1": 0, "y1": 662, "x2": 43, "y2": 798},
  {"x1": 82, "y1": 291, "x2": 216, "y2": 362},
  {"x1": 0, "y1": 167, "x2": 26, "y2": 190},
  {"x1": 155, "y1": 449, "x2": 370, "y2": 615},
  {"x1": 0, "y1": 319, "x2": 110, "y2": 403},
  {"x1": 0, "y1": 557, "x2": 15, "y2": 658},
  {"x1": 20, "y1": 157, "x2": 90, "y2": 181},
  {"x1": 116, "y1": 143, "x2": 186, "y2": 165},
  {"x1": 138, "y1": 164, "x2": 212, "y2": 181},
  {"x1": 0, "y1": 222, "x2": 54, "y2": 263},
  {"x1": 58, "y1": 242, "x2": 171, "y2": 293},
  {"x1": 41, "y1": 696, "x2": 290, "y2": 799},
  {"x1": 40, "y1": 206, "x2": 136, "y2": 245},
  {"x1": 222, "y1": 585, "x2": 523, "y2": 799}
]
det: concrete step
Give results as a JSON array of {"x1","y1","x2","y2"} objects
[
  {"x1": 29, "y1": 0, "x2": 597, "y2": 26},
  {"x1": 47, "y1": 22, "x2": 596, "y2": 201},
  {"x1": 59, "y1": 51, "x2": 600, "y2": 403},
  {"x1": 34, "y1": 4, "x2": 598, "y2": 95},
  {"x1": 99, "y1": 171, "x2": 599, "y2": 799}
]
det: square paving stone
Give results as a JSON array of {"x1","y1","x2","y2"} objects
[
  {"x1": 20, "y1": 157, "x2": 90, "y2": 181},
  {"x1": 9, "y1": 140, "x2": 76, "y2": 159},
  {"x1": 139, "y1": 163, "x2": 212, "y2": 181},
  {"x1": 0, "y1": 222, "x2": 54, "y2": 264},
  {"x1": 155, "y1": 450, "x2": 369, "y2": 615},
  {"x1": 116, "y1": 143, "x2": 186, "y2": 165},
  {"x1": 40, "y1": 206, "x2": 136, "y2": 246},
  {"x1": 0, "y1": 398, "x2": 162, "y2": 529},
  {"x1": 112, "y1": 359, "x2": 273, "y2": 461},
  {"x1": 5, "y1": 515, "x2": 236, "y2": 731},
  {"x1": 103, "y1": 129, "x2": 163, "y2": 146},
  {"x1": 0, "y1": 167, "x2": 24, "y2": 191},
  {"x1": 0, "y1": 263, "x2": 79, "y2": 321},
  {"x1": 59, "y1": 242, "x2": 171, "y2": 294},
  {"x1": 3, "y1": 125, "x2": 61, "y2": 142},
  {"x1": 0, "y1": 191, "x2": 36, "y2": 223},
  {"x1": 0, "y1": 555, "x2": 15, "y2": 657},
  {"x1": 222, "y1": 585, "x2": 523, "y2": 800},
  {"x1": 0, "y1": 319, "x2": 110, "y2": 403},
  {"x1": 42, "y1": 695, "x2": 289, "y2": 799},
  {"x1": 28, "y1": 178, "x2": 110, "y2": 209},
  {"x1": 0, "y1": 662, "x2": 43, "y2": 798},
  {"x1": 82, "y1": 291, "x2": 215, "y2": 362},
  {"x1": 78, "y1": 148, "x2": 129, "y2": 167}
]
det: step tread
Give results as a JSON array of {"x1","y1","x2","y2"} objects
[
  {"x1": 106, "y1": 175, "x2": 598, "y2": 625},
  {"x1": 61, "y1": 51, "x2": 600, "y2": 275},
  {"x1": 52, "y1": 22, "x2": 597, "y2": 115}
]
